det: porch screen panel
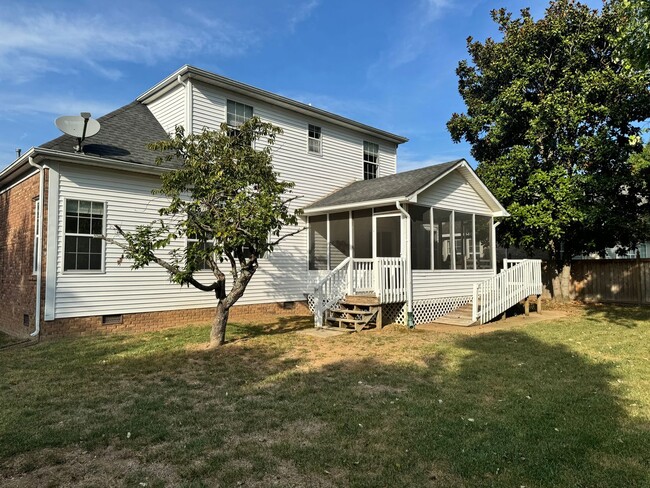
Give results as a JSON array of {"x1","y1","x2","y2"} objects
[
  {"x1": 329, "y1": 212, "x2": 350, "y2": 268},
  {"x1": 353, "y1": 209, "x2": 372, "y2": 259},
  {"x1": 433, "y1": 209, "x2": 452, "y2": 269},
  {"x1": 309, "y1": 215, "x2": 328, "y2": 270},
  {"x1": 409, "y1": 205, "x2": 431, "y2": 270},
  {"x1": 475, "y1": 215, "x2": 492, "y2": 269},
  {"x1": 455, "y1": 212, "x2": 474, "y2": 270}
]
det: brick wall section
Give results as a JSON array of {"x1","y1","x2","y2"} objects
[
  {"x1": 0, "y1": 170, "x2": 48, "y2": 338},
  {"x1": 40, "y1": 300, "x2": 312, "y2": 338}
]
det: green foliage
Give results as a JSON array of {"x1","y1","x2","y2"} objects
[
  {"x1": 611, "y1": 0, "x2": 650, "y2": 70},
  {"x1": 447, "y1": 0, "x2": 650, "y2": 262},
  {"x1": 116, "y1": 116, "x2": 301, "y2": 297}
]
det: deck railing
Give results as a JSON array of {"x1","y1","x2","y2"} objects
[
  {"x1": 312, "y1": 257, "x2": 351, "y2": 327},
  {"x1": 473, "y1": 259, "x2": 543, "y2": 324},
  {"x1": 375, "y1": 257, "x2": 406, "y2": 303},
  {"x1": 311, "y1": 257, "x2": 406, "y2": 327}
]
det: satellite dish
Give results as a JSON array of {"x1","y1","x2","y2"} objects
[{"x1": 55, "y1": 113, "x2": 101, "y2": 152}]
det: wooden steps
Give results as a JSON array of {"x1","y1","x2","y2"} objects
[{"x1": 326, "y1": 295, "x2": 381, "y2": 332}]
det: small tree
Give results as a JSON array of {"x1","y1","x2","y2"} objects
[
  {"x1": 104, "y1": 117, "x2": 301, "y2": 346},
  {"x1": 447, "y1": 0, "x2": 650, "y2": 299}
]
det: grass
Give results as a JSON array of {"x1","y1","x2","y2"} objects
[{"x1": 1, "y1": 305, "x2": 649, "y2": 487}]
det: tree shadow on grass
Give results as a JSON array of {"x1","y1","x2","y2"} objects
[
  {"x1": 1, "y1": 326, "x2": 648, "y2": 487},
  {"x1": 228, "y1": 315, "x2": 314, "y2": 339},
  {"x1": 582, "y1": 303, "x2": 649, "y2": 328}
]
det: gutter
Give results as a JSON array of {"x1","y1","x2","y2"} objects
[
  {"x1": 27, "y1": 156, "x2": 45, "y2": 338},
  {"x1": 395, "y1": 201, "x2": 414, "y2": 328}
]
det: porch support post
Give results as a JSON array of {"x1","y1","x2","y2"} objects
[
  {"x1": 395, "y1": 201, "x2": 413, "y2": 328},
  {"x1": 492, "y1": 220, "x2": 500, "y2": 274},
  {"x1": 348, "y1": 211, "x2": 354, "y2": 295}
]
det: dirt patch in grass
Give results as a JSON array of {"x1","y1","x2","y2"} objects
[{"x1": 2, "y1": 447, "x2": 181, "y2": 487}]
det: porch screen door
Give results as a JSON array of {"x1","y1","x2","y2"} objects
[{"x1": 374, "y1": 215, "x2": 401, "y2": 258}]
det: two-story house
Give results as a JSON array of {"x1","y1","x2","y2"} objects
[{"x1": 0, "y1": 65, "x2": 541, "y2": 338}]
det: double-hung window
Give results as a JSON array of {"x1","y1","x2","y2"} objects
[
  {"x1": 363, "y1": 141, "x2": 379, "y2": 180},
  {"x1": 226, "y1": 100, "x2": 253, "y2": 138},
  {"x1": 64, "y1": 199, "x2": 104, "y2": 271},
  {"x1": 308, "y1": 124, "x2": 322, "y2": 154},
  {"x1": 186, "y1": 233, "x2": 214, "y2": 271}
]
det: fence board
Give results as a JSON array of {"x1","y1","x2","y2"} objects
[{"x1": 570, "y1": 259, "x2": 650, "y2": 304}]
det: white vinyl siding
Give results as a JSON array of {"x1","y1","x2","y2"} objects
[
  {"x1": 190, "y1": 81, "x2": 397, "y2": 196},
  {"x1": 53, "y1": 163, "x2": 308, "y2": 319},
  {"x1": 413, "y1": 269, "x2": 494, "y2": 300},
  {"x1": 416, "y1": 170, "x2": 493, "y2": 215},
  {"x1": 147, "y1": 84, "x2": 185, "y2": 134}
]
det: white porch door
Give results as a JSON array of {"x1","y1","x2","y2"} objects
[{"x1": 373, "y1": 214, "x2": 401, "y2": 258}]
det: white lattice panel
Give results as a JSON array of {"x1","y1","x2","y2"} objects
[
  {"x1": 382, "y1": 302, "x2": 406, "y2": 325},
  {"x1": 412, "y1": 296, "x2": 472, "y2": 324}
]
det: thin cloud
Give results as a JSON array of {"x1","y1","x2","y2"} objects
[
  {"x1": 0, "y1": 94, "x2": 117, "y2": 119},
  {"x1": 288, "y1": 0, "x2": 320, "y2": 31},
  {"x1": 0, "y1": 10, "x2": 255, "y2": 82}
]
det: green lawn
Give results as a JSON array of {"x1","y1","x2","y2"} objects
[{"x1": 1, "y1": 306, "x2": 649, "y2": 487}]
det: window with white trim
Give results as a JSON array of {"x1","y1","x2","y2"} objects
[
  {"x1": 64, "y1": 200, "x2": 104, "y2": 271},
  {"x1": 186, "y1": 233, "x2": 214, "y2": 271},
  {"x1": 226, "y1": 99, "x2": 253, "y2": 138},
  {"x1": 32, "y1": 198, "x2": 40, "y2": 274},
  {"x1": 308, "y1": 124, "x2": 322, "y2": 154},
  {"x1": 363, "y1": 141, "x2": 379, "y2": 180}
]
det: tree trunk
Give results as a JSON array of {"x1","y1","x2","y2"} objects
[
  {"x1": 210, "y1": 300, "x2": 229, "y2": 347},
  {"x1": 551, "y1": 262, "x2": 572, "y2": 302}
]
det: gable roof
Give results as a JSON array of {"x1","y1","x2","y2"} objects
[
  {"x1": 304, "y1": 160, "x2": 462, "y2": 211},
  {"x1": 138, "y1": 65, "x2": 408, "y2": 145},
  {"x1": 304, "y1": 159, "x2": 509, "y2": 216},
  {"x1": 41, "y1": 101, "x2": 176, "y2": 169}
]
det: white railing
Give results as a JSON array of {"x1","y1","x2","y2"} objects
[
  {"x1": 311, "y1": 257, "x2": 351, "y2": 327},
  {"x1": 375, "y1": 257, "x2": 407, "y2": 303},
  {"x1": 352, "y1": 258, "x2": 374, "y2": 294},
  {"x1": 473, "y1": 259, "x2": 543, "y2": 324},
  {"x1": 310, "y1": 257, "x2": 406, "y2": 326}
]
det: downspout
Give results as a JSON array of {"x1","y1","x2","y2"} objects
[
  {"x1": 177, "y1": 74, "x2": 193, "y2": 134},
  {"x1": 493, "y1": 220, "x2": 501, "y2": 274},
  {"x1": 28, "y1": 156, "x2": 44, "y2": 338},
  {"x1": 395, "y1": 201, "x2": 414, "y2": 328}
]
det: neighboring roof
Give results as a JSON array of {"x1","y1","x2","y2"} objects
[
  {"x1": 41, "y1": 101, "x2": 175, "y2": 169},
  {"x1": 137, "y1": 65, "x2": 409, "y2": 145},
  {"x1": 305, "y1": 160, "x2": 463, "y2": 211}
]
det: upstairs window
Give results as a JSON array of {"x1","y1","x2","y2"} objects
[
  {"x1": 363, "y1": 141, "x2": 379, "y2": 180},
  {"x1": 226, "y1": 100, "x2": 253, "y2": 138},
  {"x1": 64, "y1": 199, "x2": 104, "y2": 272},
  {"x1": 308, "y1": 124, "x2": 322, "y2": 154}
]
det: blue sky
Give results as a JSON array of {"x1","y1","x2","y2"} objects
[{"x1": 0, "y1": 0, "x2": 603, "y2": 171}]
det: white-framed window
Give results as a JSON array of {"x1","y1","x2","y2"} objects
[
  {"x1": 186, "y1": 234, "x2": 214, "y2": 271},
  {"x1": 308, "y1": 124, "x2": 322, "y2": 154},
  {"x1": 226, "y1": 99, "x2": 253, "y2": 135},
  {"x1": 363, "y1": 141, "x2": 379, "y2": 180},
  {"x1": 32, "y1": 198, "x2": 40, "y2": 275},
  {"x1": 63, "y1": 199, "x2": 105, "y2": 272}
]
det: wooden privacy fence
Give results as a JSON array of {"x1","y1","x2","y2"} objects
[{"x1": 570, "y1": 259, "x2": 650, "y2": 305}]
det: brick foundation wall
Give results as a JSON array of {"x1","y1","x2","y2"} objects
[
  {"x1": 0, "y1": 171, "x2": 48, "y2": 338},
  {"x1": 40, "y1": 300, "x2": 312, "y2": 338}
]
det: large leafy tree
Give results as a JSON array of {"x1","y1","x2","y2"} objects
[
  {"x1": 612, "y1": 0, "x2": 650, "y2": 70},
  {"x1": 447, "y1": 0, "x2": 650, "y2": 298},
  {"x1": 104, "y1": 117, "x2": 301, "y2": 346}
]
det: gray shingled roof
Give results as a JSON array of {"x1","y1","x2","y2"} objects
[
  {"x1": 304, "y1": 160, "x2": 463, "y2": 211},
  {"x1": 41, "y1": 101, "x2": 175, "y2": 168}
]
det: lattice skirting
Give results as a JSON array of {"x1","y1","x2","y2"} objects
[
  {"x1": 382, "y1": 302, "x2": 406, "y2": 325},
  {"x1": 412, "y1": 296, "x2": 473, "y2": 324}
]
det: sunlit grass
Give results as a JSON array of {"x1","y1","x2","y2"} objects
[{"x1": 1, "y1": 306, "x2": 648, "y2": 487}]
